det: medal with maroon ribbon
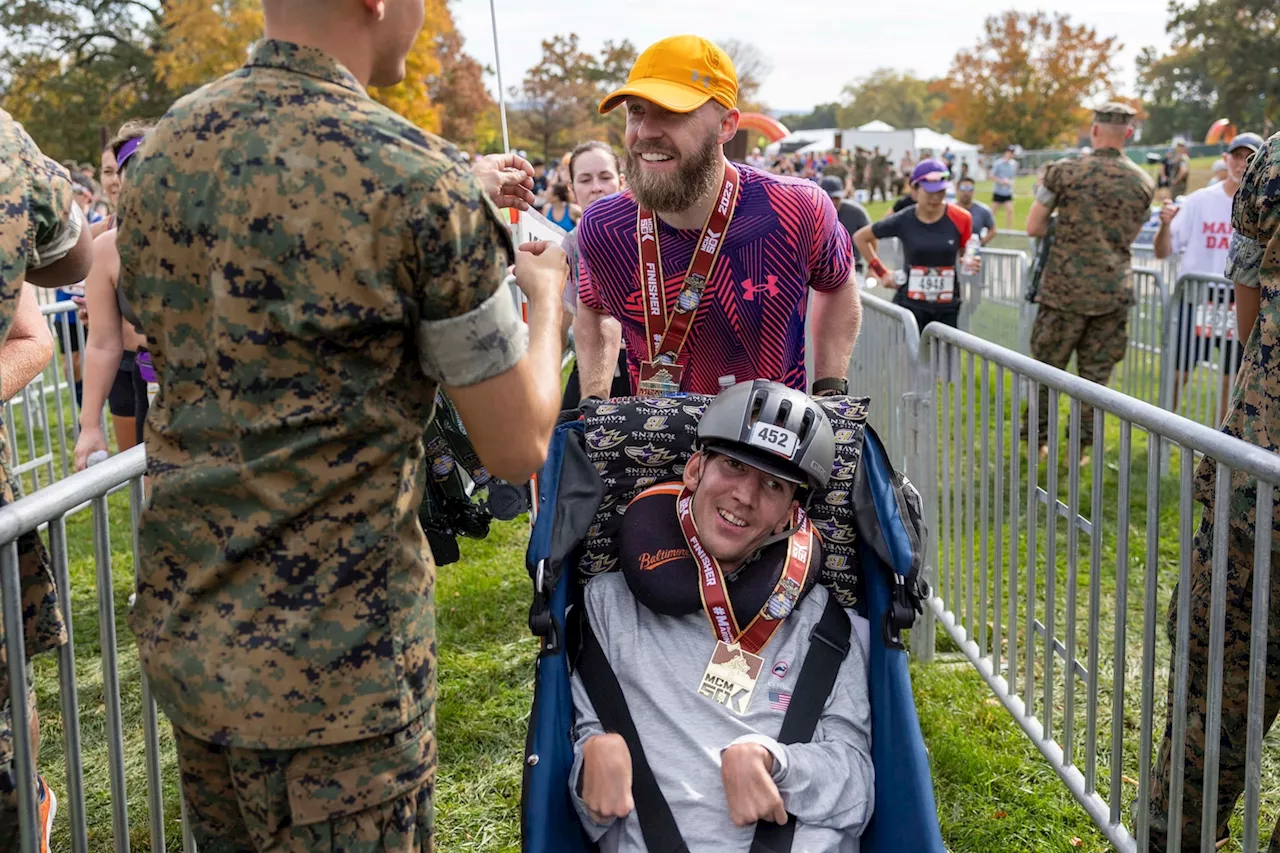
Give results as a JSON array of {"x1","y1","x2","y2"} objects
[
  {"x1": 675, "y1": 488, "x2": 815, "y2": 714},
  {"x1": 635, "y1": 165, "x2": 741, "y2": 397}
]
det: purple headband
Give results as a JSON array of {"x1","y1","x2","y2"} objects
[{"x1": 115, "y1": 135, "x2": 145, "y2": 171}]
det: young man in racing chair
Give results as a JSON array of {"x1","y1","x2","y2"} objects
[{"x1": 569, "y1": 380, "x2": 874, "y2": 852}]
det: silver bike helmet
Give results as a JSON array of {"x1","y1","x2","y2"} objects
[{"x1": 697, "y1": 380, "x2": 836, "y2": 489}]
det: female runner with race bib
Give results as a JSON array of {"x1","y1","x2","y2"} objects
[{"x1": 853, "y1": 158, "x2": 978, "y2": 333}]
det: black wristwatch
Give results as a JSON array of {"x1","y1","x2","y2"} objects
[{"x1": 812, "y1": 378, "x2": 848, "y2": 397}]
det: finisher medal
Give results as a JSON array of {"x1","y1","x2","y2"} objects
[{"x1": 698, "y1": 641, "x2": 765, "y2": 715}]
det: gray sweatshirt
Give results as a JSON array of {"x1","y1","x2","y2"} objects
[{"x1": 570, "y1": 573, "x2": 874, "y2": 853}]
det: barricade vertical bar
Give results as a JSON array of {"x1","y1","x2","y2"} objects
[
  {"x1": 1111, "y1": 420, "x2": 1132, "y2": 825},
  {"x1": 994, "y1": 365, "x2": 1005, "y2": 677},
  {"x1": 1008, "y1": 374, "x2": 1021, "y2": 685},
  {"x1": 2, "y1": 542, "x2": 38, "y2": 853},
  {"x1": 919, "y1": 339, "x2": 937, "y2": 661},
  {"x1": 1158, "y1": 282, "x2": 1177, "y2": 415},
  {"x1": 132, "y1": 474, "x2": 168, "y2": 853},
  {"x1": 1136, "y1": 434, "x2": 1163, "y2": 852},
  {"x1": 48, "y1": 516, "x2": 90, "y2": 853},
  {"x1": 1085, "y1": 408, "x2": 1104, "y2": 795},
  {"x1": 46, "y1": 312, "x2": 72, "y2": 483},
  {"x1": 1167, "y1": 448, "x2": 1195, "y2": 853},
  {"x1": 980, "y1": 359, "x2": 990, "y2": 658},
  {"x1": 942, "y1": 344, "x2": 954, "y2": 620},
  {"x1": 1200, "y1": 468, "x2": 1231, "y2": 853},
  {"x1": 57, "y1": 317, "x2": 81, "y2": 436},
  {"x1": 966, "y1": 351, "x2": 976, "y2": 645},
  {"x1": 1242, "y1": 483, "x2": 1273, "y2": 853},
  {"x1": 140, "y1": 675, "x2": 167, "y2": 853},
  {"x1": 93, "y1": 494, "x2": 131, "y2": 853},
  {"x1": 181, "y1": 791, "x2": 197, "y2": 853},
  {"x1": 4, "y1": 407, "x2": 18, "y2": 493},
  {"x1": 1063, "y1": 398, "x2": 1082, "y2": 769},
  {"x1": 1025, "y1": 380, "x2": 1039, "y2": 709},
  {"x1": 19, "y1": 385, "x2": 40, "y2": 491},
  {"x1": 1044, "y1": 390, "x2": 1060, "y2": 741},
  {"x1": 952, "y1": 343, "x2": 964, "y2": 624},
  {"x1": 955, "y1": 344, "x2": 965, "y2": 629}
]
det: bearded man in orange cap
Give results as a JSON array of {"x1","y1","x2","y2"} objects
[{"x1": 572, "y1": 35, "x2": 861, "y2": 404}]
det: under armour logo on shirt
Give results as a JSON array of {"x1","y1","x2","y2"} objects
[{"x1": 741, "y1": 276, "x2": 781, "y2": 301}]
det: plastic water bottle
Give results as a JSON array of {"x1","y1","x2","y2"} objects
[
  {"x1": 87, "y1": 450, "x2": 109, "y2": 467},
  {"x1": 963, "y1": 234, "x2": 981, "y2": 275}
]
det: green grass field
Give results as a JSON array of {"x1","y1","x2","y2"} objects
[{"x1": 861, "y1": 156, "x2": 1222, "y2": 232}]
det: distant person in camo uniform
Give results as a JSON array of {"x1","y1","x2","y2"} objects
[
  {"x1": 0, "y1": 108, "x2": 94, "y2": 853},
  {"x1": 1145, "y1": 131, "x2": 1280, "y2": 853},
  {"x1": 114, "y1": 0, "x2": 568, "y2": 849},
  {"x1": 1023, "y1": 102, "x2": 1154, "y2": 466}
]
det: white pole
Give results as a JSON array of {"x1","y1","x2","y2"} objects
[{"x1": 488, "y1": 0, "x2": 511, "y2": 154}]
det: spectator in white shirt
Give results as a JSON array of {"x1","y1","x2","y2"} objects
[{"x1": 1155, "y1": 132, "x2": 1264, "y2": 417}]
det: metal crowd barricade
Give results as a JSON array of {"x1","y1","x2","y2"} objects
[
  {"x1": 877, "y1": 235, "x2": 904, "y2": 272},
  {"x1": 846, "y1": 294, "x2": 921, "y2": 471},
  {"x1": 5, "y1": 303, "x2": 85, "y2": 496},
  {"x1": 1115, "y1": 268, "x2": 1167, "y2": 406},
  {"x1": 1159, "y1": 274, "x2": 1242, "y2": 430},
  {"x1": 0, "y1": 446, "x2": 193, "y2": 853},
  {"x1": 964, "y1": 247, "x2": 1033, "y2": 355},
  {"x1": 986, "y1": 229, "x2": 1033, "y2": 254},
  {"x1": 913, "y1": 322, "x2": 1280, "y2": 853},
  {"x1": 1132, "y1": 244, "x2": 1180, "y2": 292}
]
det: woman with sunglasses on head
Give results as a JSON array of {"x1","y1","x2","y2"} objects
[
  {"x1": 73, "y1": 122, "x2": 154, "y2": 470},
  {"x1": 853, "y1": 158, "x2": 979, "y2": 333},
  {"x1": 560, "y1": 140, "x2": 632, "y2": 408}
]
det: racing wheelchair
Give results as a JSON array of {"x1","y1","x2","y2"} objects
[{"x1": 520, "y1": 393, "x2": 945, "y2": 853}]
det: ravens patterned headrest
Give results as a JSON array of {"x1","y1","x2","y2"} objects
[{"x1": 579, "y1": 394, "x2": 871, "y2": 608}]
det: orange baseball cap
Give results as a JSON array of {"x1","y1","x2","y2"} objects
[{"x1": 599, "y1": 35, "x2": 738, "y2": 115}]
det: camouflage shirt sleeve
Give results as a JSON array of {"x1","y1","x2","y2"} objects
[
  {"x1": 1226, "y1": 138, "x2": 1278, "y2": 289},
  {"x1": 410, "y1": 162, "x2": 526, "y2": 387},
  {"x1": 1035, "y1": 161, "x2": 1065, "y2": 209},
  {"x1": 28, "y1": 155, "x2": 83, "y2": 268}
]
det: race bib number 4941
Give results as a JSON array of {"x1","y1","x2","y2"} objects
[{"x1": 906, "y1": 266, "x2": 956, "y2": 303}]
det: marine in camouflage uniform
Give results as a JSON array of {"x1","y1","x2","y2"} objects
[
  {"x1": 1025, "y1": 102, "x2": 1154, "y2": 450},
  {"x1": 1145, "y1": 133, "x2": 1280, "y2": 853},
  {"x1": 116, "y1": 40, "x2": 525, "y2": 851},
  {"x1": 852, "y1": 150, "x2": 867, "y2": 192},
  {"x1": 0, "y1": 109, "x2": 77, "y2": 847},
  {"x1": 870, "y1": 150, "x2": 889, "y2": 201}
]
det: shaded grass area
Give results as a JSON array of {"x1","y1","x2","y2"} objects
[{"x1": 913, "y1": 661, "x2": 1111, "y2": 853}]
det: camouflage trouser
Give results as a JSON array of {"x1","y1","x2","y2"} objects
[
  {"x1": 1146, "y1": 515, "x2": 1280, "y2": 853},
  {"x1": 175, "y1": 714, "x2": 436, "y2": 853},
  {"x1": 1026, "y1": 306, "x2": 1128, "y2": 447},
  {"x1": 0, "y1": 674, "x2": 39, "y2": 849}
]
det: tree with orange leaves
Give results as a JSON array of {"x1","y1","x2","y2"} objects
[
  {"x1": 933, "y1": 11, "x2": 1120, "y2": 151},
  {"x1": 156, "y1": 0, "x2": 485, "y2": 137}
]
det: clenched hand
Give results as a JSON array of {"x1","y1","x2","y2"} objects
[{"x1": 721, "y1": 742, "x2": 787, "y2": 827}]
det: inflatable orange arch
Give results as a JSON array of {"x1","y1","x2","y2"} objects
[{"x1": 738, "y1": 112, "x2": 790, "y2": 143}]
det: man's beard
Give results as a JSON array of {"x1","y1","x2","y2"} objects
[{"x1": 626, "y1": 132, "x2": 722, "y2": 214}]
